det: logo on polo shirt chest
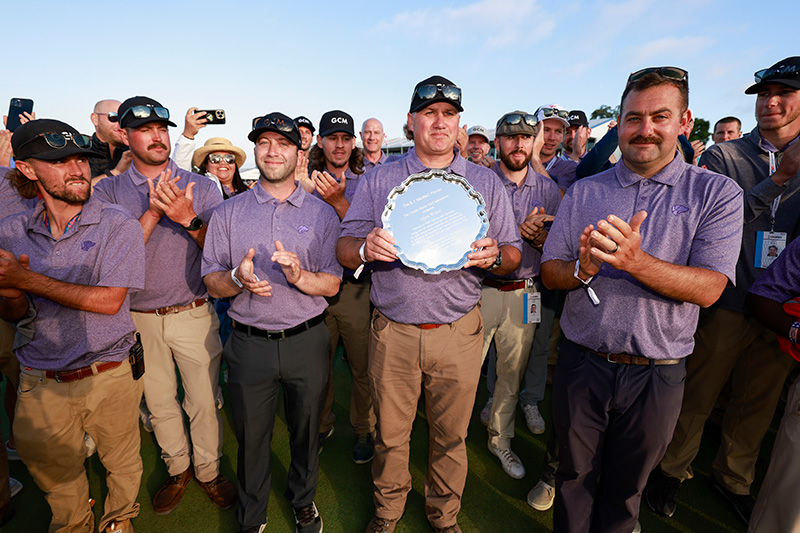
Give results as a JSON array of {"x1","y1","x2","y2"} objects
[
  {"x1": 671, "y1": 205, "x2": 689, "y2": 215},
  {"x1": 81, "y1": 240, "x2": 96, "y2": 251},
  {"x1": 297, "y1": 225, "x2": 309, "y2": 234}
]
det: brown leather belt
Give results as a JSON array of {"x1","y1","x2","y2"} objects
[
  {"x1": 132, "y1": 298, "x2": 208, "y2": 316},
  {"x1": 45, "y1": 360, "x2": 123, "y2": 383},
  {"x1": 590, "y1": 350, "x2": 680, "y2": 366},
  {"x1": 483, "y1": 278, "x2": 535, "y2": 291},
  {"x1": 232, "y1": 314, "x2": 325, "y2": 341}
]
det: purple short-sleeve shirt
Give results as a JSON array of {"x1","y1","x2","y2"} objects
[
  {"x1": 1, "y1": 166, "x2": 37, "y2": 219},
  {"x1": 488, "y1": 162, "x2": 561, "y2": 280},
  {"x1": 0, "y1": 196, "x2": 145, "y2": 370},
  {"x1": 202, "y1": 182, "x2": 343, "y2": 330},
  {"x1": 749, "y1": 236, "x2": 800, "y2": 303},
  {"x1": 546, "y1": 156, "x2": 579, "y2": 193},
  {"x1": 93, "y1": 159, "x2": 223, "y2": 310},
  {"x1": 313, "y1": 167, "x2": 364, "y2": 206},
  {"x1": 340, "y1": 148, "x2": 522, "y2": 324},
  {"x1": 542, "y1": 155, "x2": 743, "y2": 358}
]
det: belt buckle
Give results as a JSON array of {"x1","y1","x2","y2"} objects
[
  {"x1": 54, "y1": 371, "x2": 65, "y2": 383},
  {"x1": 155, "y1": 307, "x2": 165, "y2": 317},
  {"x1": 268, "y1": 330, "x2": 286, "y2": 341},
  {"x1": 606, "y1": 353, "x2": 617, "y2": 364}
]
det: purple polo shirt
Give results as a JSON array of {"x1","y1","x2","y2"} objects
[
  {"x1": 749, "y1": 236, "x2": 800, "y2": 303},
  {"x1": 202, "y1": 181, "x2": 342, "y2": 330},
  {"x1": 341, "y1": 148, "x2": 522, "y2": 324},
  {"x1": 1, "y1": 166, "x2": 37, "y2": 219},
  {"x1": 93, "y1": 159, "x2": 223, "y2": 310},
  {"x1": 0, "y1": 196, "x2": 145, "y2": 370},
  {"x1": 363, "y1": 151, "x2": 388, "y2": 170},
  {"x1": 488, "y1": 162, "x2": 561, "y2": 280},
  {"x1": 545, "y1": 155, "x2": 579, "y2": 193},
  {"x1": 542, "y1": 154, "x2": 743, "y2": 359}
]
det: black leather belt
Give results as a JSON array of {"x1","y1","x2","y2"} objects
[
  {"x1": 590, "y1": 349, "x2": 681, "y2": 366},
  {"x1": 232, "y1": 314, "x2": 325, "y2": 341}
]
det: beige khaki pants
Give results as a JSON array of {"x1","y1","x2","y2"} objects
[
  {"x1": 480, "y1": 285, "x2": 537, "y2": 449},
  {"x1": 369, "y1": 307, "x2": 483, "y2": 528},
  {"x1": 131, "y1": 302, "x2": 223, "y2": 481},
  {"x1": 15, "y1": 361, "x2": 142, "y2": 533}
]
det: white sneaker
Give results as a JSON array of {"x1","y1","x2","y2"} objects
[
  {"x1": 522, "y1": 404, "x2": 545, "y2": 435},
  {"x1": 527, "y1": 480, "x2": 554, "y2": 511},
  {"x1": 9, "y1": 478, "x2": 22, "y2": 498},
  {"x1": 489, "y1": 443, "x2": 525, "y2": 479},
  {"x1": 633, "y1": 520, "x2": 642, "y2": 533},
  {"x1": 480, "y1": 397, "x2": 493, "y2": 426},
  {"x1": 5, "y1": 441, "x2": 19, "y2": 461}
]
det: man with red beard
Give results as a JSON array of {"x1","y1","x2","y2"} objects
[
  {"x1": 480, "y1": 111, "x2": 560, "y2": 479},
  {"x1": 93, "y1": 96, "x2": 236, "y2": 517},
  {"x1": 0, "y1": 119, "x2": 145, "y2": 533}
]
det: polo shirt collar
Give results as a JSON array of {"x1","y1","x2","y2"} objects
[
  {"x1": 252, "y1": 179, "x2": 305, "y2": 207},
  {"x1": 28, "y1": 195, "x2": 102, "y2": 239},
  {"x1": 405, "y1": 147, "x2": 467, "y2": 177},
  {"x1": 615, "y1": 152, "x2": 685, "y2": 188},
  {"x1": 128, "y1": 159, "x2": 180, "y2": 186},
  {"x1": 491, "y1": 161, "x2": 538, "y2": 188}
]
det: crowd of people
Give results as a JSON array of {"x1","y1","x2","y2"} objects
[{"x1": 0, "y1": 55, "x2": 798, "y2": 533}]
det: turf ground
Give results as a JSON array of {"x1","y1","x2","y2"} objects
[{"x1": 1, "y1": 348, "x2": 777, "y2": 532}]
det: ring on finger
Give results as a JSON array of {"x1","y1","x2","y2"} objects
[{"x1": 609, "y1": 241, "x2": 619, "y2": 254}]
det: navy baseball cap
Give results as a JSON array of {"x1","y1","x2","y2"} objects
[
  {"x1": 745, "y1": 57, "x2": 800, "y2": 94},
  {"x1": 117, "y1": 96, "x2": 177, "y2": 129},
  {"x1": 12, "y1": 119, "x2": 100, "y2": 161},
  {"x1": 294, "y1": 116, "x2": 315, "y2": 133},
  {"x1": 248, "y1": 112, "x2": 302, "y2": 148},
  {"x1": 318, "y1": 110, "x2": 355, "y2": 137},
  {"x1": 410, "y1": 75, "x2": 464, "y2": 114}
]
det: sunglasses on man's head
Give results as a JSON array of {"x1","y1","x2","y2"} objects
[
  {"x1": 253, "y1": 116, "x2": 295, "y2": 133},
  {"x1": 19, "y1": 132, "x2": 92, "y2": 151},
  {"x1": 754, "y1": 64, "x2": 800, "y2": 83},
  {"x1": 414, "y1": 84, "x2": 462, "y2": 104},
  {"x1": 500, "y1": 113, "x2": 538, "y2": 128},
  {"x1": 538, "y1": 108, "x2": 569, "y2": 120},
  {"x1": 119, "y1": 105, "x2": 170, "y2": 124},
  {"x1": 208, "y1": 154, "x2": 236, "y2": 165},
  {"x1": 626, "y1": 67, "x2": 688, "y2": 86}
]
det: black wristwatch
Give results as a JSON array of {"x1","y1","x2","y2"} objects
[
  {"x1": 182, "y1": 216, "x2": 204, "y2": 231},
  {"x1": 487, "y1": 250, "x2": 503, "y2": 271}
]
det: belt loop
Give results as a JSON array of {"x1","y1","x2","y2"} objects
[{"x1": 90, "y1": 362, "x2": 100, "y2": 376}]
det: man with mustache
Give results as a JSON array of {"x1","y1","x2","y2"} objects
[
  {"x1": 541, "y1": 67, "x2": 743, "y2": 532},
  {"x1": 307, "y1": 110, "x2": 376, "y2": 463},
  {"x1": 0, "y1": 119, "x2": 145, "y2": 533},
  {"x1": 645, "y1": 56, "x2": 800, "y2": 526},
  {"x1": 93, "y1": 96, "x2": 236, "y2": 516},
  {"x1": 480, "y1": 111, "x2": 560, "y2": 479}
]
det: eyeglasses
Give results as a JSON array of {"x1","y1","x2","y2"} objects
[
  {"x1": 537, "y1": 108, "x2": 569, "y2": 120},
  {"x1": 96, "y1": 112, "x2": 119, "y2": 122},
  {"x1": 19, "y1": 131, "x2": 92, "y2": 151},
  {"x1": 119, "y1": 105, "x2": 170, "y2": 124},
  {"x1": 208, "y1": 153, "x2": 236, "y2": 165},
  {"x1": 500, "y1": 113, "x2": 538, "y2": 128},
  {"x1": 414, "y1": 83, "x2": 462, "y2": 104},
  {"x1": 627, "y1": 66, "x2": 688, "y2": 86},
  {"x1": 754, "y1": 64, "x2": 800, "y2": 83},
  {"x1": 253, "y1": 116, "x2": 295, "y2": 133}
]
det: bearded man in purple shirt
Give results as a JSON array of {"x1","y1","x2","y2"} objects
[
  {"x1": 0, "y1": 119, "x2": 145, "y2": 533},
  {"x1": 338, "y1": 75, "x2": 522, "y2": 533},
  {"x1": 541, "y1": 67, "x2": 743, "y2": 532}
]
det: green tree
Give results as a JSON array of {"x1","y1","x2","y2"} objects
[
  {"x1": 690, "y1": 117, "x2": 711, "y2": 143},
  {"x1": 591, "y1": 105, "x2": 620, "y2": 120}
]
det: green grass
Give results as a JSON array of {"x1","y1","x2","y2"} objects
[{"x1": 1, "y1": 349, "x2": 778, "y2": 532}]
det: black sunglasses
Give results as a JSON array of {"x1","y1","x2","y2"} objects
[
  {"x1": 96, "y1": 112, "x2": 119, "y2": 123},
  {"x1": 627, "y1": 66, "x2": 688, "y2": 86},
  {"x1": 208, "y1": 154, "x2": 236, "y2": 165},
  {"x1": 253, "y1": 116, "x2": 295, "y2": 133},
  {"x1": 754, "y1": 64, "x2": 800, "y2": 83},
  {"x1": 537, "y1": 108, "x2": 570, "y2": 120},
  {"x1": 414, "y1": 83, "x2": 462, "y2": 104},
  {"x1": 500, "y1": 113, "x2": 538, "y2": 128},
  {"x1": 119, "y1": 105, "x2": 170, "y2": 124},
  {"x1": 19, "y1": 131, "x2": 92, "y2": 151}
]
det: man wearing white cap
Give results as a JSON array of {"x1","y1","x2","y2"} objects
[
  {"x1": 532, "y1": 104, "x2": 579, "y2": 193},
  {"x1": 467, "y1": 125, "x2": 494, "y2": 168}
]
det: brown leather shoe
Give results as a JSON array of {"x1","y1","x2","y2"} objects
[
  {"x1": 152, "y1": 468, "x2": 193, "y2": 515},
  {"x1": 196, "y1": 474, "x2": 237, "y2": 510},
  {"x1": 365, "y1": 515, "x2": 397, "y2": 533}
]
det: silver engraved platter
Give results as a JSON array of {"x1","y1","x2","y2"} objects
[{"x1": 381, "y1": 169, "x2": 489, "y2": 274}]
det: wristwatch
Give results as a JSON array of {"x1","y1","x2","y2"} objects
[
  {"x1": 182, "y1": 216, "x2": 204, "y2": 231},
  {"x1": 487, "y1": 250, "x2": 503, "y2": 271}
]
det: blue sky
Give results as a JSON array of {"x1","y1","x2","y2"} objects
[{"x1": 4, "y1": 1, "x2": 793, "y2": 167}]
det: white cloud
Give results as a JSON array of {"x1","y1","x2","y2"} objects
[{"x1": 628, "y1": 36, "x2": 714, "y2": 65}]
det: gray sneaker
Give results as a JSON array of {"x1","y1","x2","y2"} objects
[
  {"x1": 527, "y1": 480, "x2": 554, "y2": 511},
  {"x1": 489, "y1": 443, "x2": 525, "y2": 479},
  {"x1": 480, "y1": 397, "x2": 493, "y2": 426},
  {"x1": 521, "y1": 404, "x2": 545, "y2": 434}
]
